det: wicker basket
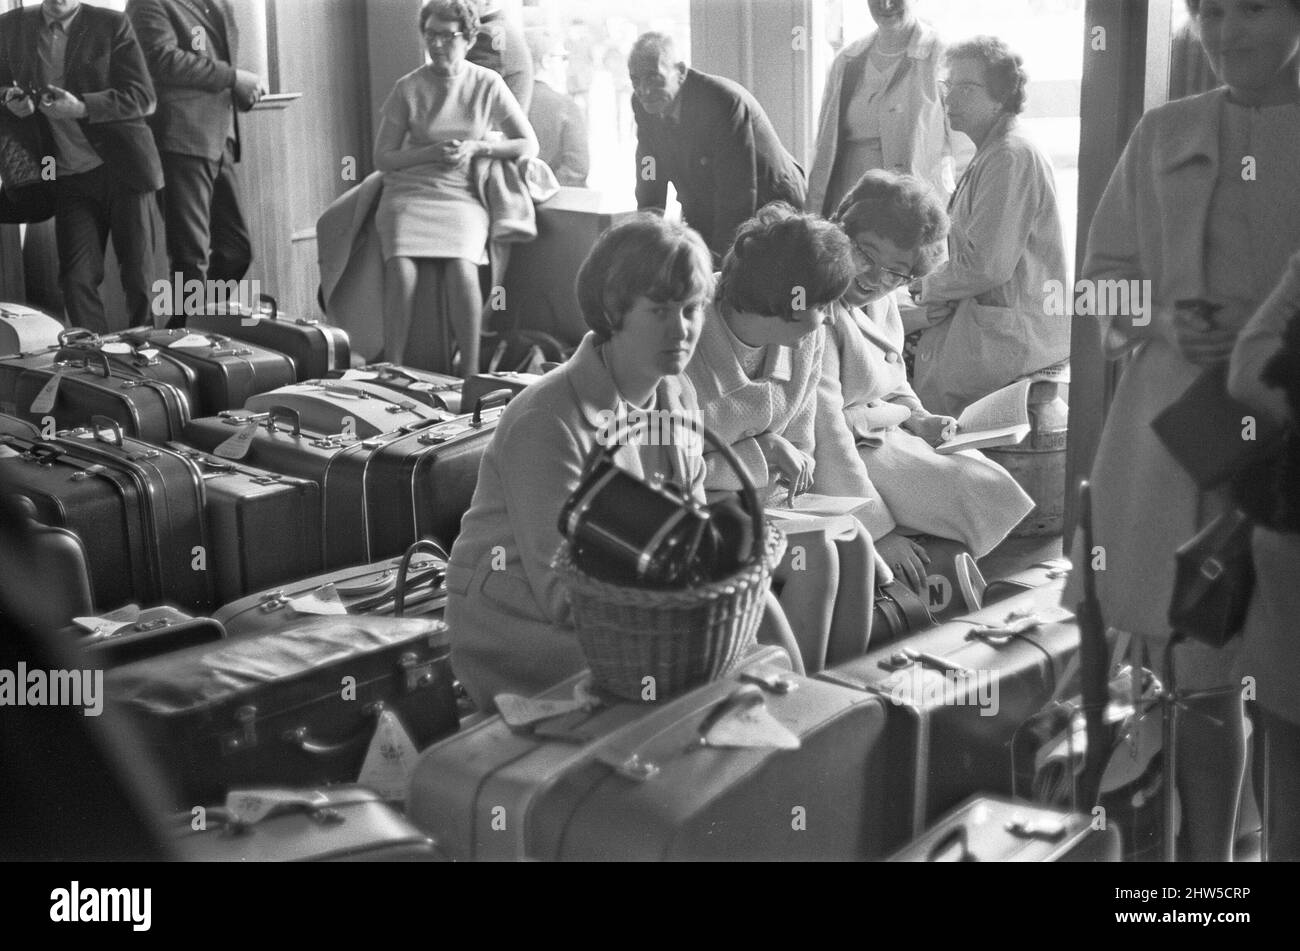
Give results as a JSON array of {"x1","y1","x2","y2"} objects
[{"x1": 553, "y1": 418, "x2": 786, "y2": 701}]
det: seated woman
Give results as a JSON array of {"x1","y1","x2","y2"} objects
[
  {"x1": 373, "y1": 0, "x2": 538, "y2": 377},
  {"x1": 911, "y1": 36, "x2": 1070, "y2": 417},
  {"x1": 687, "y1": 204, "x2": 877, "y2": 673},
  {"x1": 814, "y1": 170, "x2": 1034, "y2": 590},
  {"x1": 447, "y1": 213, "x2": 796, "y2": 711}
]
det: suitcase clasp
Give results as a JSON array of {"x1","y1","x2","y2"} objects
[
  {"x1": 257, "y1": 591, "x2": 288, "y2": 612},
  {"x1": 222, "y1": 705, "x2": 260, "y2": 752},
  {"x1": 399, "y1": 651, "x2": 438, "y2": 693}
]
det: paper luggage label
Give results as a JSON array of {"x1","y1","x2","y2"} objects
[
  {"x1": 286, "y1": 583, "x2": 348, "y2": 616},
  {"x1": 339, "y1": 369, "x2": 378, "y2": 381},
  {"x1": 73, "y1": 603, "x2": 144, "y2": 638},
  {"x1": 701, "y1": 701, "x2": 801, "y2": 750},
  {"x1": 214, "y1": 421, "x2": 260, "y2": 460},
  {"x1": 0, "y1": 444, "x2": 21, "y2": 459},
  {"x1": 168, "y1": 333, "x2": 214, "y2": 349},
  {"x1": 101, "y1": 342, "x2": 134, "y2": 355},
  {"x1": 29, "y1": 369, "x2": 64, "y2": 415},
  {"x1": 496, "y1": 679, "x2": 600, "y2": 729},
  {"x1": 357, "y1": 709, "x2": 421, "y2": 801},
  {"x1": 224, "y1": 788, "x2": 332, "y2": 825}
]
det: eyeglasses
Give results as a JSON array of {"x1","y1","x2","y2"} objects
[
  {"x1": 939, "y1": 80, "x2": 986, "y2": 96},
  {"x1": 852, "y1": 242, "x2": 918, "y2": 287},
  {"x1": 424, "y1": 30, "x2": 465, "y2": 46}
]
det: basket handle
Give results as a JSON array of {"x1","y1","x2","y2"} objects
[
  {"x1": 393, "y1": 539, "x2": 449, "y2": 618},
  {"x1": 587, "y1": 411, "x2": 766, "y2": 566}
]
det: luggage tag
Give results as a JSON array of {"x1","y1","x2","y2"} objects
[
  {"x1": 29, "y1": 369, "x2": 64, "y2": 415},
  {"x1": 101, "y1": 342, "x2": 133, "y2": 355},
  {"x1": 496, "y1": 678, "x2": 601, "y2": 732},
  {"x1": 213, "y1": 420, "x2": 260, "y2": 460},
  {"x1": 286, "y1": 583, "x2": 348, "y2": 616},
  {"x1": 168, "y1": 333, "x2": 214, "y2": 349},
  {"x1": 0, "y1": 444, "x2": 21, "y2": 460},
  {"x1": 224, "y1": 788, "x2": 333, "y2": 826},
  {"x1": 339, "y1": 369, "x2": 378, "y2": 381},
  {"x1": 696, "y1": 685, "x2": 800, "y2": 751},
  {"x1": 357, "y1": 708, "x2": 422, "y2": 802},
  {"x1": 73, "y1": 603, "x2": 144, "y2": 638}
]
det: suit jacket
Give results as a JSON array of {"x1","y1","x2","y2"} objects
[
  {"x1": 633, "y1": 69, "x2": 806, "y2": 257},
  {"x1": 0, "y1": 4, "x2": 161, "y2": 194},
  {"x1": 126, "y1": 0, "x2": 240, "y2": 161}
]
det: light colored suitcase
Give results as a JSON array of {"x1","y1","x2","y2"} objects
[
  {"x1": 0, "y1": 303, "x2": 62, "y2": 356},
  {"x1": 243, "y1": 379, "x2": 450, "y2": 438},
  {"x1": 406, "y1": 646, "x2": 894, "y2": 861}
]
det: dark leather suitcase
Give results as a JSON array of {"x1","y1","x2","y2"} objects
[
  {"x1": 69, "y1": 605, "x2": 226, "y2": 667},
  {"x1": 119, "y1": 327, "x2": 297, "y2": 417},
  {"x1": 364, "y1": 390, "x2": 511, "y2": 555},
  {"x1": 333, "y1": 364, "x2": 463, "y2": 413},
  {"x1": 173, "y1": 786, "x2": 446, "y2": 862},
  {"x1": 0, "y1": 411, "x2": 40, "y2": 437},
  {"x1": 406, "y1": 646, "x2": 894, "y2": 861},
  {"x1": 186, "y1": 294, "x2": 351, "y2": 381},
  {"x1": 0, "y1": 349, "x2": 191, "y2": 442},
  {"x1": 58, "y1": 331, "x2": 198, "y2": 400},
  {"x1": 168, "y1": 444, "x2": 324, "y2": 604},
  {"x1": 460, "y1": 370, "x2": 540, "y2": 412},
  {"x1": 818, "y1": 573, "x2": 1079, "y2": 854},
  {"x1": 0, "y1": 493, "x2": 95, "y2": 628},
  {"x1": 106, "y1": 615, "x2": 459, "y2": 807},
  {"x1": 888, "y1": 795, "x2": 1121, "y2": 862},
  {"x1": 244, "y1": 379, "x2": 449, "y2": 438},
  {"x1": 0, "y1": 417, "x2": 213, "y2": 612},
  {"x1": 214, "y1": 544, "x2": 446, "y2": 637}
]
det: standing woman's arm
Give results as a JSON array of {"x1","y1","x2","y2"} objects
[{"x1": 1229, "y1": 252, "x2": 1300, "y2": 427}]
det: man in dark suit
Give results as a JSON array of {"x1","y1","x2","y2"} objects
[
  {"x1": 127, "y1": 0, "x2": 265, "y2": 327},
  {"x1": 0, "y1": 0, "x2": 163, "y2": 333},
  {"x1": 629, "y1": 32, "x2": 806, "y2": 259}
]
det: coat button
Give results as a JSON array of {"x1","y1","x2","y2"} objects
[{"x1": 886, "y1": 352, "x2": 900, "y2": 364}]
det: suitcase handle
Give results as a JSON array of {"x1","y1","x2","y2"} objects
[
  {"x1": 89, "y1": 415, "x2": 126, "y2": 448},
  {"x1": 927, "y1": 826, "x2": 977, "y2": 862},
  {"x1": 280, "y1": 702, "x2": 384, "y2": 759},
  {"x1": 471, "y1": 388, "x2": 513, "y2": 426},
  {"x1": 393, "y1": 539, "x2": 450, "y2": 618},
  {"x1": 57, "y1": 327, "x2": 101, "y2": 349},
  {"x1": 79, "y1": 351, "x2": 112, "y2": 378},
  {"x1": 257, "y1": 293, "x2": 278, "y2": 320},
  {"x1": 264, "y1": 405, "x2": 302, "y2": 437}
]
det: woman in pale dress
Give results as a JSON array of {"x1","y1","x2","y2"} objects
[
  {"x1": 814, "y1": 170, "x2": 1034, "y2": 592},
  {"x1": 373, "y1": 0, "x2": 538, "y2": 377},
  {"x1": 1071, "y1": 0, "x2": 1300, "y2": 860}
]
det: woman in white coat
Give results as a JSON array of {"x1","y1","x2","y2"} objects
[{"x1": 814, "y1": 170, "x2": 1034, "y2": 589}]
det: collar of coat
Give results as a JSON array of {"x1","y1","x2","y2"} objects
[
  {"x1": 1156, "y1": 88, "x2": 1229, "y2": 174},
  {"x1": 838, "y1": 19, "x2": 940, "y2": 64},
  {"x1": 565, "y1": 332, "x2": 689, "y2": 430}
]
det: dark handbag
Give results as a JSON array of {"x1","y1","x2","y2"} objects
[
  {"x1": 1169, "y1": 508, "x2": 1255, "y2": 647},
  {"x1": 1152, "y1": 363, "x2": 1281, "y2": 489},
  {"x1": 0, "y1": 118, "x2": 56, "y2": 223}
]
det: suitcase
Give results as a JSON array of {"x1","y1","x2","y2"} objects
[
  {"x1": 0, "y1": 348, "x2": 191, "y2": 442},
  {"x1": 57, "y1": 331, "x2": 198, "y2": 400},
  {"x1": 333, "y1": 363, "x2": 463, "y2": 413},
  {"x1": 186, "y1": 294, "x2": 351, "y2": 381},
  {"x1": 887, "y1": 794, "x2": 1121, "y2": 862},
  {"x1": 364, "y1": 389, "x2": 512, "y2": 555},
  {"x1": 406, "y1": 646, "x2": 894, "y2": 861},
  {"x1": 69, "y1": 605, "x2": 226, "y2": 667},
  {"x1": 119, "y1": 327, "x2": 297, "y2": 417},
  {"x1": 244, "y1": 378, "x2": 450, "y2": 438},
  {"x1": 213, "y1": 543, "x2": 447, "y2": 637},
  {"x1": 0, "y1": 411, "x2": 40, "y2": 437},
  {"x1": 818, "y1": 573, "x2": 1079, "y2": 854},
  {"x1": 105, "y1": 615, "x2": 459, "y2": 807},
  {"x1": 0, "y1": 492, "x2": 95, "y2": 628},
  {"x1": 0, "y1": 417, "x2": 213, "y2": 612},
  {"x1": 0, "y1": 302, "x2": 63, "y2": 355},
  {"x1": 167, "y1": 444, "x2": 324, "y2": 604},
  {"x1": 172, "y1": 786, "x2": 446, "y2": 862},
  {"x1": 460, "y1": 370, "x2": 541, "y2": 411}
]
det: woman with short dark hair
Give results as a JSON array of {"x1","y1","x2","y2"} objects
[{"x1": 910, "y1": 35, "x2": 1070, "y2": 417}]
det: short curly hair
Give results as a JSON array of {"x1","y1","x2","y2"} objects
[
  {"x1": 833, "y1": 170, "x2": 950, "y2": 278},
  {"x1": 715, "y1": 203, "x2": 856, "y2": 322},
  {"x1": 575, "y1": 213, "x2": 714, "y2": 342},
  {"x1": 419, "y1": 0, "x2": 478, "y2": 37},
  {"x1": 945, "y1": 36, "x2": 1029, "y2": 116}
]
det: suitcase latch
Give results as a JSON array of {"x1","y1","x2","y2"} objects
[
  {"x1": 418, "y1": 431, "x2": 449, "y2": 445},
  {"x1": 222, "y1": 705, "x2": 260, "y2": 753},
  {"x1": 251, "y1": 474, "x2": 283, "y2": 484},
  {"x1": 257, "y1": 591, "x2": 289, "y2": 612},
  {"x1": 399, "y1": 651, "x2": 438, "y2": 693},
  {"x1": 387, "y1": 401, "x2": 417, "y2": 413},
  {"x1": 1005, "y1": 816, "x2": 1068, "y2": 842},
  {"x1": 70, "y1": 464, "x2": 106, "y2": 480}
]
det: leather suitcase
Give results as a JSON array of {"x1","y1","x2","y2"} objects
[
  {"x1": 0, "y1": 349, "x2": 191, "y2": 442},
  {"x1": 0, "y1": 493, "x2": 95, "y2": 628},
  {"x1": 333, "y1": 363, "x2": 463, "y2": 413},
  {"x1": 119, "y1": 327, "x2": 297, "y2": 417},
  {"x1": 364, "y1": 389, "x2": 511, "y2": 555},
  {"x1": 69, "y1": 605, "x2": 226, "y2": 667},
  {"x1": 105, "y1": 615, "x2": 459, "y2": 807},
  {"x1": 818, "y1": 573, "x2": 1079, "y2": 854},
  {"x1": 173, "y1": 786, "x2": 446, "y2": 861},
  {"x1": 0, "y1": 302, "x2": 63, "y2": 356},
  {"x1": 0, "y1": 417, "x2": 213, "y2": 612},
  {"x1": 214, "y1": 544, "x2": 446, "y2": 637},
  {"x1": 57, "y1": 331, "x2": 198, "y2": 401},
  {"x1": 185, "y1": 294, "x2": 351, "y2": 381},
  {"x1": 0, "y1": 411, "x2": 40, "y2": 437},
  {"x1": 168, "y1": 444, "x2": 324, "y2": 604},
  {"x1": 888, "y1": 795, "x2": 1121, "y2": 862},
  {"x1": 406, "y1": 646, "x2": 894, "y2": 861},
  {"x1": 244, "y1": 379, "x2": 449, "y2": 439},
  {"x1": 460, "y1": 370, "x2": 541, "y2": 411}
]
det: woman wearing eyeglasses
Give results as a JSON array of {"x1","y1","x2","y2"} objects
[
  {"x1": 910, "y1": 37, "x2": 1070, "y2": 418},
  {"x1": 814, "y1": 171, "x2": 1035, "y2": 594},
  {"x1": 373, "y1": 0, "x2": 538, "y2": 377}
]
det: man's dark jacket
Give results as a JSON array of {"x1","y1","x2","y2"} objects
[
  {"x1": 633, "y1": 67, "x2": 806, "y2": 256},
  {"x1": 0, "y1": 3, "x2": 162, "y2": 194}
]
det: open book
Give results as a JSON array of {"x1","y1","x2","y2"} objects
[
  {"x1": 934, "y1": 378, "x2": 1034, "y2": 455},
  {"x1": 765, "y1": 494, "x2": 874, "y2": 536}
]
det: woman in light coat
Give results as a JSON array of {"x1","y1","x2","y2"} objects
[
  {"x1": 807, "y1": 0, "x2": 964, "y2": 217},
  {"x1": 687, "y1": 204, "x2": 876, "y2": 673},
  {"x1": 1070, "y1": 0, "x2": 1300, "y2": 861},
  {"x1": 911, "y1": 36, "x2": 1070, "y2": 418},
  {"x1": 814, "y1": 170, "x2": 1034, "y2": 589}
]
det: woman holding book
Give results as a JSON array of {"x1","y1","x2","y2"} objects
[{"x1": 815, "y1": 170, "x2": 1034, "y2": 577}]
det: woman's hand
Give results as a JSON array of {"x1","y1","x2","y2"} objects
[
  {"x1": 757, "y1": 432, "x2": 815, "y2": 497},
  {"x1": 902, "y1": 412, "x2": 958, "y2": 447},
  {"x1": 876, "y1": 531, "x2": 930, "y2": 592},
  {"x1": 431, "y1": 139, "x2": 481, "y2": 167},
  {"x1": 926, "y1": 299, "x2": 958, "y2": 324},
  {"x1": 1171, "y1": 301, "x2": 1238, "y2": 367}
]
